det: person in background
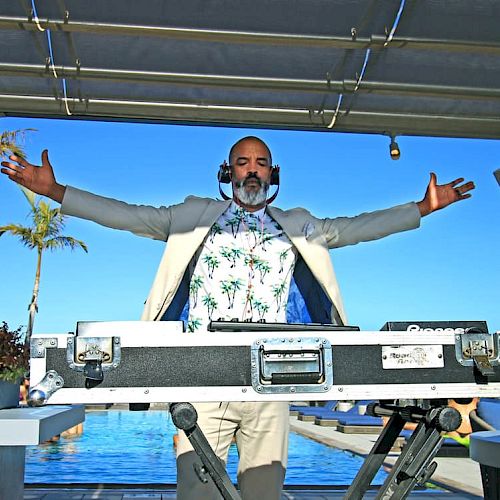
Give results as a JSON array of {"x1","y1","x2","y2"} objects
[{"x1": 19, "y1": 377, "x2": 29, "y2": 405}]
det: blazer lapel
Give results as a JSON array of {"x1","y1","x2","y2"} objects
[
  {"x1": 268, "y1": 206, "x2": 346, "y2": 325},
  {"x1": 188, "y1": 198, "x2": 232, "y2": 251}
]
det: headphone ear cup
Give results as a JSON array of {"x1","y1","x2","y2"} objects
[
  {"x1": 270, "y1": 165, "x2": 280, "y2": 185},
  {"x1": 218, "y1": 162, "x2": 231, "y2": 184}
]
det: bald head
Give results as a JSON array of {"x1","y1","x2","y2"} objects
[{"x1": 229, "y1": 136, "x2": 272, "y2": 166}]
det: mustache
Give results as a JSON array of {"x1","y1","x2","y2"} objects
[{"x1": 235, "y1": 172, "x2": 263, "y2": 188}]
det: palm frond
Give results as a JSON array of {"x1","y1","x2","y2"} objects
[
  {"x1": 0, "y1": 129, "x2": 36, "y2": 160},
  {"x1": 20, "y1": 186, "x2": 37, "y2": 210},
  {"x1": 0, "y1": 223, "x2": 38, "y2": 249},
  {"x1": 45, "y1": 236, "x2": 88, "y2": 252},
  {"x1": 35, "y1": 203, "x2": 65, "y2": 239}
]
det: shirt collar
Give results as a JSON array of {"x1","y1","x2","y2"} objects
[{"x1": 229, "y1": 200, "x2": 266, "y2": 219}]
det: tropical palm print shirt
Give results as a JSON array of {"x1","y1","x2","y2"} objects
[{"x1": 187, "y1": 202, "x2": 297, "y2": 332}]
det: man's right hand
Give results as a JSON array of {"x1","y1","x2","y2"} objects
[{"x1": 0, "y1": 149, "x2": 66, "y2": 203}]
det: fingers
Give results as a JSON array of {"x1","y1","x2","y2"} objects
[
  {"x1": 0, "y1": 161, "x2": 24, "y2": 176},
  {"x1": 454, "y1": 192, "x2": 472, "y2": 202},
  {"x1": 450, "y1": 177, "x2": 465, "y2": 187},
  {"x1": 449, "y1": 178, "x2": 474, "y2": 192},
  {"x1": 432, "y1": 173, "x2": 475, "y2": 198},
  {"x1": 454, "y1": 181, "x2": 475, "y2": 197},
  {"x1": 460, "y1": 180, "x2": 475, "y2": 192},
  {"x1": 8, "y1": 153, "x2": 31, "y2": 169},
  {"x1": 1, "y1": 154, "x2": 33, "y2": 186},
  {"x1": 1, "y1": 154, "x2": 30, "y2": 176},
  {"x1": 434, "y1": 174, "x2": 475, "y2": 193},
  {"x1": 0, "y1": 165, "x2": 25, "y2": 185}
]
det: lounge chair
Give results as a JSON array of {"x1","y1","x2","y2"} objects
[
  {"x1": 335, "y1": 415, "x2": 384, "y2": 434},
  {"x1": 476, "y1": 398, "x2": 500, "y2": 429},
  {"x1": 292, "y1": 400, "x2": 339, "y2": 421},
  {"x1": 313, "y1": 400, "x2": 374, "y2": 427},
  {"x1": 289, "y1": 402, "x2": 311, "y2": 417}
]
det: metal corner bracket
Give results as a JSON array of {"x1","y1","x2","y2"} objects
[{"x1": 30, "y1": 337, "x2": 59, "y2": 358}]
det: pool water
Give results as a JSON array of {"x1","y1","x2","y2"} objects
[{"x1": 25, "y1": 410, "x2": 388, "y2": 485}]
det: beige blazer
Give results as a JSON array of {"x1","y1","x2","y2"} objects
[{"x1": 61, "y1": 186, "x2": 421, "y2": 325}]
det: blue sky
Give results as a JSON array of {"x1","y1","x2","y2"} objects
[{"x1": 1, "y1": 116, "x2": 499, "y2": 334}]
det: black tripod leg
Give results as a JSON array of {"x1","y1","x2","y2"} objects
[
  {"x1": 170, "y1": 402, "x2": 241, "y2": 500},
  {"x1": 374, "y1": 423, "x2": 443, "y2": 500},
  {"x1": 184, "y1": 424, "x2": 241, "y2": 500},
  {"x1": 344, "y1": 413, "x2": 406, "y2": 500}
]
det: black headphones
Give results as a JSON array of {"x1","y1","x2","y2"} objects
[{"x1": 217, "y1": 160, "x2": 280, "y2": 185}]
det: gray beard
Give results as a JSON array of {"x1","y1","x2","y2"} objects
[{"x1": 234, "y1": 182, "x2": 269, "y2": 206}]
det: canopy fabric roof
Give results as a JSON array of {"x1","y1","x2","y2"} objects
[{"x1": 1, "y1": 0, "x2": 499, "y2": 139}]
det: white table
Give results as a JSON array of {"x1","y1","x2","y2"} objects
[{"x1": 0, "y1": 405, "x2": 85, "y2": 500}]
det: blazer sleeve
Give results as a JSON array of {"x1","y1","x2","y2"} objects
[
  {"x1": 60, "y1": 185, "x2": 176, "y2": 241},
  {"x1": 318, "y1": 202, "x2": 421, "y2": 249}
]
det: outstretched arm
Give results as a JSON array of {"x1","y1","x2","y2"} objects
[
  {"x1": 2, "y1": 149, "x2": 176, "y2": 241},
  {"x1": 417, "y1": 172, "x2": 475, "y2": 217},
  {"x1": 1, "y1": 150, "x2": 66, "y2": 203}
]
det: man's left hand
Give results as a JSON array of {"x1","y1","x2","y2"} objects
[{"x1": 417, "y1": 172, "x2": 475, "y2": 216}]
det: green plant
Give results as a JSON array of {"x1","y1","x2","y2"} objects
[
  {"x1": 0, "y1": 322, "x2": 29, "y2": 382},
  {"x1": 0, "y1": 128, "x2": 35, "y2": 160}
]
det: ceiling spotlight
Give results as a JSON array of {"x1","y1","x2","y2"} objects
[{"x1": 389, "y1": 136, "x2": 401, "y2": 160}]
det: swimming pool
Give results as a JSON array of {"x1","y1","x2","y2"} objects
[{"x1": 25, "y1": 410, "x2": 388, "y2": 485}]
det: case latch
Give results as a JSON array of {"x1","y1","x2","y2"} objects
[
  {"x1": 251, "y1": 337, "x2": 333, "y2": 394},
  {"x1": 66, "y1": 336, "x2": 121, "y2": 387},
  {"x1": 455, "y1": 331, "x2": 499, "y2": 377}
]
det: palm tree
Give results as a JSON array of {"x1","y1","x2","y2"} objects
[
  {"x1": 202, "y1": 294, "x2": 218, "y2": 319},
  {"x1": 0, "y1": 188, "x2": 87, "y2": 344},
  {"x1": 220, "y1": 276, "x2": 243, "y2": 309},
  {"x1": 246, "y1": 218, "x2": 259, "y2": 246},
  {"x1": 208, "y1": 222, "x2": 222, "y2": 243},
  {"x1": 225, "y1": 210, "x2": 245, "y2": 237},
  {"x1": 271, "y1": 280, "x2": 287, "y2": 313},
  {"x1": 228, "y1": 247, "x2": 244, "y2": 267},
  {"x1": 187, "y1": 317, "x2": 202, "y2": 332},
  {"x1": 220, "y1": 280, "x2": 232, "y2": 308},
  {"x1": 189, "y1": 275, "x2": 204, "y2": 307},
  {"x1": 244, "y1": 254, "x2": 256, "y2": 279},
  {"x1": 260, "y1": 229, "x2": 273, "y2": 251},
  {"x1": 202, "y1": 253, "x2": 220, "y2": 278},
  {"x1": 254, "y1": 258, "x2": 271, "y2": 283},
  {"x1": 220, "y1": 245, "x2": 244, "y2": 268},
  {"x1": 278, "y1": 249, "x2": 290, "y2": 273},
  {"x1": 243, "y1": 288, "x2": 255, "y2": 319},
  {"x1": 255, "y1": 299, "x2": 270, "y2": 320},
  {"x1": 219, "y1": 246, "x2": 232, "y2": 263}
]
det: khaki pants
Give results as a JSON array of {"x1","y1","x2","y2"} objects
[{"x1": 176, "y1": 401, "x2": 289, "y2": 500}]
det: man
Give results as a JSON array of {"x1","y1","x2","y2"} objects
[{"x1": 1, "y1": 136, "x2": 474, "y2": 499}]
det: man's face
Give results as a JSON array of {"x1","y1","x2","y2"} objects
[{"x1": 230, "y1": 139, "x2": 272, "y2": 207}]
